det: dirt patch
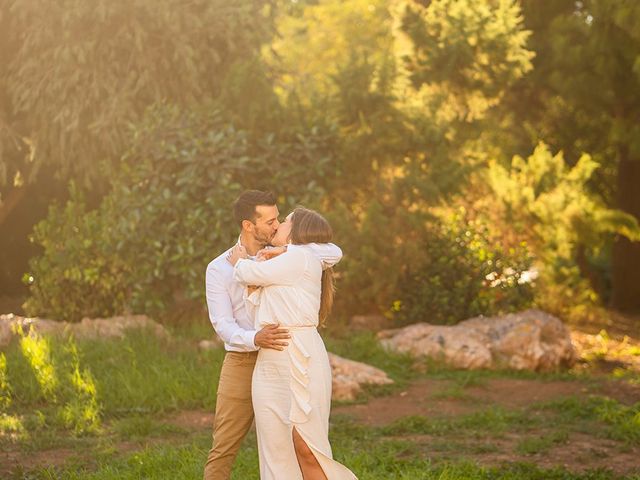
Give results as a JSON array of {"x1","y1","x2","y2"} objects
[
  {"x1": 466, "y1": 379, "x2": 588, "y2": 408},
  {"x1": 165, "y1": 409, "x2": 214, "y2": 431},
  {"x1": 334, "y1": 379, "x2": 479, "y2": 426},
  {"x1": 334, "y1": 378, "x2": 592, "y2": 426},
  {"x1": 597, "y1": 379, "x2": 640, "y2": 405},
  {"x1": 0, "y1": 447, "x2": 79, "y2": 477},
  {"x1": 335, "y1": 376, "x2": 640, "y2": 428},
  {"x1": 398, "y1": 431, "x2": 640, "y2": 475}
]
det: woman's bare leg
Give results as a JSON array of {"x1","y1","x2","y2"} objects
[{"x1": 292, "y1": 428, "x2": 328, "y2": 480}]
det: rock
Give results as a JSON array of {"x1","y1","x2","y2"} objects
[
  {"x1": 74, "y1": 315, "x2": 169, "y2": 340},
  {"x1": 198, "y1": 339, "x2": 222, "y2": 351},
  {"x1": 0, "y1": 313, "x2": 169, "y2": 347},
  {"x1": 378, "y1": 309, "x2": 576, "y2": 372},
  {"x1": 328, "y1": 352, "x2": 394, "y2": 401},
  {"x1": 0, "y1": 313, "x2": 15, "y2": 347},
  {"x1": 349, "y1": 314, "x2": 392, "y2": 331},
  {"x1": 377, "y1": 323, "x2": 492, "y2": 369}
]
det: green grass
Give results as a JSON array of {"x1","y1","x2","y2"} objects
[
  {"x1": 534, "y1": 396, "x2": 640, "y2": 444},
  {"x1": 516, "y1": 430, "x2": 570, "y2": 455},
  {"x1": 324, "y1": 330, "x2": 417, "y2": 383},
  {"x1": 2, "y1": 328, "x2": 640, "y2": 479},
  {"x1": 111, "y1": 415, "x2": 186, "y2": 441},
  {"x1": 0, "y1": 327, "x2": 224, "y2": 456},
  {"x1": 382, "y1": 406, "x2": 536, "y2": 437},
  {"x1": 18, "y1": 418, "x2": 635, "y2": 480},
  {"x1": 2, "y1": 328, "x2": 224, "y2": 416}
]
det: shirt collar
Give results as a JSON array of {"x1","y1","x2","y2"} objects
[{"x1": 237, "y1": 235, "x2": 257, "y2": 260}]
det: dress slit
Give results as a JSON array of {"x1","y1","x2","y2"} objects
[{"x1": 292, "y1": 426, "x2": 328, "y2": 479}]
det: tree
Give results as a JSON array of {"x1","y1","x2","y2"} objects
[
  {"x1": 499, "y1": 0, "x2": 640, "y2": 311},
  {"x1": 0, "y1": 0, "x2": 278, "y2": 295},
  {"x1": 487, "y1": 143, "x2": 640, "y2": 313},
  {"x1": 261, "y1": 0, "x2": 537, "y2": 315},
  {"x1": 0, "y1": 0, "x2": 276, "y2": 224}
]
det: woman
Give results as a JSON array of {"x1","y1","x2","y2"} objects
[{"x1": 229, "y1": 207, "x2": 357, "y2": 480}]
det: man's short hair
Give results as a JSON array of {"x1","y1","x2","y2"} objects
[{"x1": 233, "y1": 190, "x2": 276, "y2": 228}]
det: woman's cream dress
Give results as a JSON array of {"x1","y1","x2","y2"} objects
[{"x1": 234, "y1": 244, "x2": 357, "y2": 480}]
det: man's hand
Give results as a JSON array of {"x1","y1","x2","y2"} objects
[
  {"x1": 227, "y1": 244, "x2": 248, "y2": 266},
  {"x1": 254, "y1": 324, "x2": 290, "y2": 351},
  {"x1": 256, "y1": 246, "x2": 287, "y2": 262}
]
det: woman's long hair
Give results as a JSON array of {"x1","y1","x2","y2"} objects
[{"x1": 289, "y1": 207, "x2": 335, "y2": 326}]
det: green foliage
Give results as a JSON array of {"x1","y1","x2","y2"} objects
[
  {"x1": 25, "y1": 105, "x2": 336, "y2": 319},
  {"x1": 496, "y1": 1, "x2": 640, "y2": 310},
  {"x1": 1, "y1": 0, "x2": 276, "y2": 188},
  {"x1": 0, "y1": 353, "x2": 11, "y2": 410},
  {"x1": 394, "y1": 212, "x2": 534, "y2": 325},
  {"x1": 487, "y1": 143, "x2": 640, "y2": 312},
  {"x1": 400, "y1": 0, "x2": 534, "y2": 121},
  {"x1": 20, "y1": 0, "x2": 549, "y2": 323},
  {"x1": 489, "y1": 143, "x2": 640, "y2": 257},
  {"x1": 24, "y1": 183, "x2": 130, "y2": 320},
  {"x1": 267, "y1": 0, "x2": 395, "y2": 110},
  {"x1": 19, "y1": 0, "x2": 638, "y2": 322},
  {"x1": 60, "y1": 340, "x2": 101, "y2": 435}
]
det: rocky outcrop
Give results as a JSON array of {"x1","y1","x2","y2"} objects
[
  {"x1": 378, "y1": 309, "x2": 576, "y2": 371},
  {"x1": 328, "y1": 352, "x2": 394, "y2": 401},
  {"x1": 0, "y1": 313, "x2": 169, "y2": 347},
  {"x1": 349, "y1": 314, "x2": 392, "y2": 331}
]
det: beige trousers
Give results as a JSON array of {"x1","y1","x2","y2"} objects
[{"x1": 203, "y1": 351, "x2": 258, "y2": 480}]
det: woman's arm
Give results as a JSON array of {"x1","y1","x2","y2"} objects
[
  {"x1": 234, "y1": 247, "x2": 307, "y2": 287},
  {"x1": 256, "y1": 243, "x2": 342, "y2": 269},
  {"x1": 306, "y1": 242, "x2": 342, "y2": 269}
]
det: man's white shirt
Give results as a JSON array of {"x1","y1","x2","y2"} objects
[{"x1": 205, "y1": 242, "x2": 342, "y2": 352}]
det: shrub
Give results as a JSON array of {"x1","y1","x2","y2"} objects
[
  {"x1": 392, "y1": 211, "x2": 535, "y2": 325},
  {"x1": 25, "y1": 105, "x2": 335, "y2": 320}
]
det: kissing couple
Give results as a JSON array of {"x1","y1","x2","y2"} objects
[{"x1": 203, "y1": 190, "x2": 357, "y2": 480}]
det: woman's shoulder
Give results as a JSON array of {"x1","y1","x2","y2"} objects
[
  {"x1": 287, "y1": 244, "x2": 322, "y2": 268},
  {"x1": 287, "y1": 244, "x2": 315, "y2": 255},
  {"x1": 268, "y1": 244, "x2": 309, "y2": 266}
]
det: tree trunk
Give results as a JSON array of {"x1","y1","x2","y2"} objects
[{"x1": 611, "y1": 156, "x2": 640, "y2": 312}]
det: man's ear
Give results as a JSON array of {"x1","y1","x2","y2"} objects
[{"x1": 241, "y1": 219, "x2": 254, "y2": 232}]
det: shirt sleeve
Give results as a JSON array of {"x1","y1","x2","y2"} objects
[
  {"x1": 205, "y1": 264, "x2": 257, "y2": 350},
  {"x1": 234, "y1": 247, "x2": 307, "y2": 287},
  {"x1": 305, "y1": 242, "x2": 343, "y2": 269}
]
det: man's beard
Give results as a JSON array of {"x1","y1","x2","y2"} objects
[{"x1": 254, "y1": 230, "x2": 274, "y2": 247}]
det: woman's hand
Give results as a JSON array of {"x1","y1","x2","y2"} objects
[
  {"x1": 227, "y1": 244, "x2": 248, "y2": 266},
  {"x1": 256, "y1": 246, "x2": 287, "y2": 262}
]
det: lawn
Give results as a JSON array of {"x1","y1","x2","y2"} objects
[{"x1": 1, "y1": 324, "x2": 639, "y2": 479}]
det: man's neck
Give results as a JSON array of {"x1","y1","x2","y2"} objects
[{"x1": 239, "y1": 232, "x2": 264, "y2": 257}]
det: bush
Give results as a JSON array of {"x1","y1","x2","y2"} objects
[
  {"x1": 487, "y1": 143, "x2": 640, "y2": 319},
  {"x1": 25, "y1": 105, "x2": 336, "y2": 321},
  {"x1": 392, "y1": 211, "x2": 535, "y2": 325}
]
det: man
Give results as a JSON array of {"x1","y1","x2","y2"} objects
[{"x1": 203, "y1": 190, "x2": 342, "y2": 480}]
